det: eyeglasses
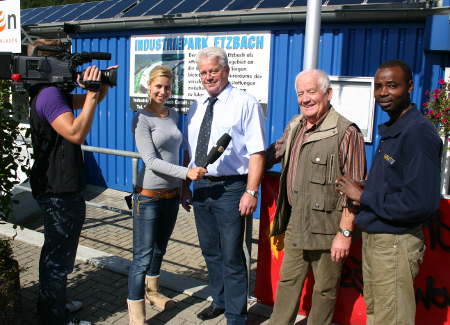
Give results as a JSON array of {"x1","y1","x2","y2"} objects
[
  {"x1": 297, "y1": 89, "x2": 323, "y2": 98},
  {"x1": 200, "y1": 68, "x2": 223, "y2": 79}
]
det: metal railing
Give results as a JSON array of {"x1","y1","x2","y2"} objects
[{"x1": 15, "y1": 143, "x2": 255, "y2": 298}]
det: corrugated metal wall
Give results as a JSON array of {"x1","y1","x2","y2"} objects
[
  {"x1": 72, "y1": 21, "x2": 450, "y2": 195},
  {"x1": 265, "y1": 21, "x2": 450, "y2": 173},
  {"x1": 73, "y1": 36, "x2": 134, "y2": 191}
]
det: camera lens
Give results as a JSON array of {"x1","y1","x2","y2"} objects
[
  {"x1": 79, "y1": 68, "x2": 117, "y2": 87},
  {"x1": 102, "y1": 68, "x2": 117, "y2": 87}
]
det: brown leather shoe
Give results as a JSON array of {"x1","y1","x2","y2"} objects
[{"x1": 197, "y1": 305, "x2": 225, "y2": 320}]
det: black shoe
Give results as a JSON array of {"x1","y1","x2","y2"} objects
[{"x1": 197, "y1": 305, "x2": 225, "y2": 320}]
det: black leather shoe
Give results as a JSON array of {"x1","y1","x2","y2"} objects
[{"x1": 197, "y1": 305, "x2": 225, "y2": 320}]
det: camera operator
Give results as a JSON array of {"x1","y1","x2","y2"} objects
[{"x1": 28, "y1": 39, "x2": 118, "y2": 325}]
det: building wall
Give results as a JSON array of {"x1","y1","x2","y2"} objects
[{"x1": 72, "y1": 21, "x2": 450, "y2": 198}]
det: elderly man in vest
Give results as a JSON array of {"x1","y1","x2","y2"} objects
[{"x1": 265, "y1": 69, "x2": 367, "y2": 325}]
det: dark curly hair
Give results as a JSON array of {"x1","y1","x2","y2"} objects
[{"x1": 378, "y1": 59, "x2": 413, "y2": 84}]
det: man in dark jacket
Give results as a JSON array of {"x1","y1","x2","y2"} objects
[
  {"x1": 336, "y1": 59, "x2": 442, "y2": 324},
  {"x1": 28, "y1": 39, "x2": 116, "y2": 325}
]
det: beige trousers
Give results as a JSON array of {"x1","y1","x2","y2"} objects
[
  {"x1": 362, "y1": 226, "x2": 425, "y2": 325},
  {"x1": 269, "y1": 227, "x2": 344, "y2": 325}
]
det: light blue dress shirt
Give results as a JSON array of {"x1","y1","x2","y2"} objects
[{"x1": 182, "y1": 83, "x2": 266, "y2": 176}]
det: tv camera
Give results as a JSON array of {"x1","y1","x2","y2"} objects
[{"x1": 0, "y1": 45, "x2": 117, "y2": 94}]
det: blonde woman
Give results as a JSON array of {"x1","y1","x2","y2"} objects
[{"x1": 127, "y1": 65, "x2": 206, "y2": 324}]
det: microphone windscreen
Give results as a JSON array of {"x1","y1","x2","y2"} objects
[
  {"x1": 89, "y1": 52, "x2": 112, "y2": 60},
  {"x1": 202, "y1": 133, "x2": 232, "y2": 168}
]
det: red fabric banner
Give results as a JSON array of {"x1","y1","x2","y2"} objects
[{"x1": 254, "y1": 174, "x2": 450, "y2": 324}]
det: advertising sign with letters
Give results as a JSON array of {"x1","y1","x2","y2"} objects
[
  {"x1": 129, "y1": 31, "x2": 271, "y2": 114},
  {"x1": 0, "y1": 0, "x2": 21, "y2": 53}
]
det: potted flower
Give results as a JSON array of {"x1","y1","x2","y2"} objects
[
  {"x1": 423, "y1": 78, "x2": 450, "y2": 139},
  {"x1": 423, "y1": 77, "x2": 450, "y2": 195},
  {"x1": 0, "y1": 78, "x2": 31, "y2": 324}
]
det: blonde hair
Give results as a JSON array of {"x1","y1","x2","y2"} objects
[
  {"x1": 27, "y1": 38, "x2": 63, "y2": 56},
  {"x1": 148, "y1": 65, "x2": 173, "y2": 84}
]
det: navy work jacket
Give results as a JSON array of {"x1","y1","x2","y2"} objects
[{"x1": 356, "y1": 104, "x2": 443, "y2": 233}]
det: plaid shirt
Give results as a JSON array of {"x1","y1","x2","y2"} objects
[{"x1": 266, "y1": 110, "x2": 367, "y2": 207}]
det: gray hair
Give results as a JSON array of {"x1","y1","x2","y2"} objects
[
  {"x1": 196, "y1": 47, "x2": 228, "y2": 68},
  {"x1": 295, "y1": 69, "x2": 331, "y2": 93}
]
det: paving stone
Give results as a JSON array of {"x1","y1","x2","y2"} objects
[{"x1": 8, "y1": 184, "x2": 269, "y2": 324}]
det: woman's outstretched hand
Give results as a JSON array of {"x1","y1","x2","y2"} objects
[{"x1": 187, "y1": 167, "x2": 207, "y2": 181}]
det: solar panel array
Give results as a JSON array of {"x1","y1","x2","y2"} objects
[{"x1": 21, "y1": 0, "x2": 409, "y2": 26}]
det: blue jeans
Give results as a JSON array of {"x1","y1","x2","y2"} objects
[
  {"x1": 127, "y1": 193, "x2": 179, "y2": 300},
  {"x1": 37, "y1": 192, "x2": 86, "y2": 325},
  {"x1": 193, "y1": 177, "x2": 247, "y2": 325}
]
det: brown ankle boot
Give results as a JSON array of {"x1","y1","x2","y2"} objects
[
  {"x1": 145, "y1": 275, "x2": 176, "y2": 310},
  {"x1": 127, "y1": 299, "x2": 145, "y2": 325}
]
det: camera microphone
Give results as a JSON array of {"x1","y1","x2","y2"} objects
[
  {"x1": 76, "y1": 52, "x2": 111, "y2": 62},
  {"x1": 202, "y1": 133, "x2": 232, "y2": 168},
  {"x1": 89, "y1": 52, "x2": 112, "y2": 61}
]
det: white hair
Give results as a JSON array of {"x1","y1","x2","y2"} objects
[
  {"x1": 295, "y1": 69, "x2": 331, "y2": 93},
  {"x1": 196, "y1": 47, "x2": 228, "y2": 68}
]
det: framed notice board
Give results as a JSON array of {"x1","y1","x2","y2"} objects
[{"x1": 329, "y1": 76, "x2": 375, "y2": 143}]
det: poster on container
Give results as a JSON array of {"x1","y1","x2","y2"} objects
[
  {"x1": 0, "y1": 0, "x2": 21, "y2": 53},
  {"x1": 129, "y1": 31, "x2": 271, "y2": 114}
]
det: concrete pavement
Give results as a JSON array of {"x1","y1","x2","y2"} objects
[{"x1": 0, "y1": 184, "x2": 292, "y2": 324}]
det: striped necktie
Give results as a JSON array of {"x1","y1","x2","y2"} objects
[{"x1": 195, "y1": 97, "x2": 218, "y2": 167}]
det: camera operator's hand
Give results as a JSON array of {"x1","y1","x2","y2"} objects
[
  {"x1": 78, "y1": 65, "x2": 102, "y2": 92},
  {"x1": 73, "y1": 65, "x2": 118, "y2": 110},
  {"x1": 106, "y1": 65, "x2": 119, "y2": 89}
]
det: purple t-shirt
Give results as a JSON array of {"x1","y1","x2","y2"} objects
[{"x1": 35, "y1": 87, "x2": 73, "y2": 124}]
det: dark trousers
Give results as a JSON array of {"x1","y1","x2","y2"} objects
[
  {"x1": 37, "y1": 192, "x2": 86, "y2": 325},
  {"x1": 193, "y1": 177, "x2": 248, "y2": 325}
]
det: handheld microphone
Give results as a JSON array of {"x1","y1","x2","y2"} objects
[{"x1": 202, "y1": 133, "x2": 232, "y2": 168}]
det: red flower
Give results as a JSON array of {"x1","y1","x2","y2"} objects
[
  {"x1": 439, "y1": 79, "x2": 445, "y2": 85},
  {"x1": 434, "y1": 94, "x2": 439, "y2": 99},
  {"x1": 423, "y1": 103, "x2": 427, "y2": 107},
  {"x1": 444, "y1": 118, "x2": 448, "y2": 123},
  {"x1": 426, "y1": 90, "x2": 429, "y2": 95},
  {"x1": 429, "y1": 109, "x2": 434, "y2": 114},
  {"x1": 437, "y1": 113, "x2": 441, "y2": 118},
  {"x1": 435, "y1": 89, "x2": 441, "y2": 94}
]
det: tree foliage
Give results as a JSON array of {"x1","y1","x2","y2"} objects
[
  {"x1": 0, "y1": 80, "x2": 30, "y2": 292},
  {"x1": 0, "y1": 80, "x2": 31, "y2": 224},
  {"x1": 21, "y1": 0, "x2": 105, "y2": 10}
]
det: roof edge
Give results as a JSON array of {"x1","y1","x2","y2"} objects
[{"x1": 22, "y1": 5, "x2": 450, "y2": 37}]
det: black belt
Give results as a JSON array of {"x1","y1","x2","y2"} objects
[{"x1": 204, "y1": 174, "x2": 248, "y2": 182}]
